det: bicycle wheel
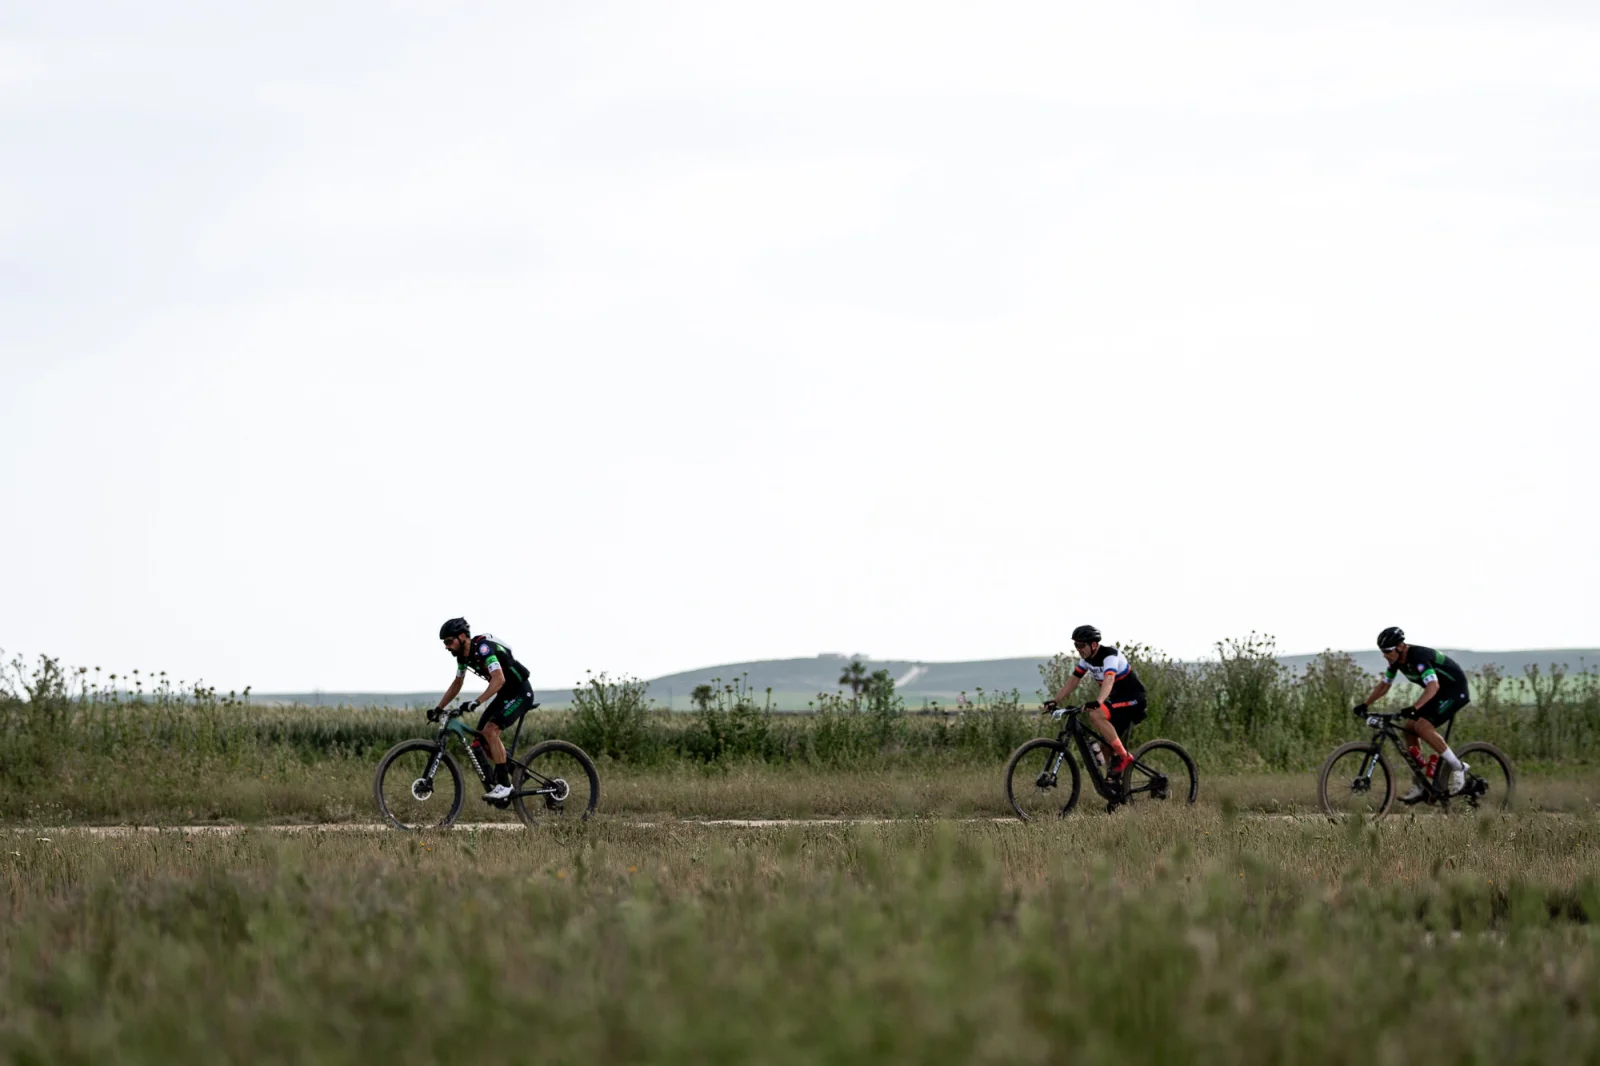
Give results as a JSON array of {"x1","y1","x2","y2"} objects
[
  {"x1": 1123, "y1": 739, "x2": 1198, "y2": 807},
  {"x1": 1452, "y1": 742, "x2": 1516, "y2": 813},
  {"x1": 1005, "y1": 738, "x2": 1082, "y2": 821},
  {"x1": 374, "y1": 740, "x2": 464, "y2": 830},
  {"x1": 512, "y1": 740, "x2": 599, "y2": 824},
  {"x1": 1318, "y1": 742, "x2": 1394, "y2": 820}
]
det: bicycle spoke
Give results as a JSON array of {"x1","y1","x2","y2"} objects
[
  {"x1": 1454, "y1": 744, "x2": 1516, "y2": 814},
  {"x1": 1004, "y1": 739, "x2": 1080, "y2": 821},
  {"x1": 375, "y1": 742, "x2": 462, "y2": 830},
  {"x1": 1320, "y1": 744, "x2": 1392, "y2": 820},
  {"x1": 514, "y1": 744, "x2": 597, "y2": 820},
  {"x1": 1123, "y1": 741, "x2": 1197, "y2": 806}
]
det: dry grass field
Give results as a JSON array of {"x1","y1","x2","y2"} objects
[{"x1": 4, "y1": 810, "x2": 1599, "y2": 1064}]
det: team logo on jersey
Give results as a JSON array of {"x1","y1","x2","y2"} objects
[{"x1": 479, "y1": 644, "x2": 491, "y2": 657}]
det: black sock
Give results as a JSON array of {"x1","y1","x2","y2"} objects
[{"x1": 494, "y1": 762, "x2": 511, "y2": 788}]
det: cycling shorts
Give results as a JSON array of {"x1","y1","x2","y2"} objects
[
  {"x1": 477, "y1": 684, "x2": 536, "y2": 731},
  {"x1": 1402, "y1": 691, "x2": 1468, "y2": 728},
  {"x1": 1101, "y1": 696, "x2": 1148, "y2": 742}
]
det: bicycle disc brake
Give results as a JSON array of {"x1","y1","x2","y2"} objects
[
  {"x1": 410, "y1": 778, "x2": 434, "y2": 802},
  {"x1": 543, "y1": 777, "x2": 571, "y2": 811}
]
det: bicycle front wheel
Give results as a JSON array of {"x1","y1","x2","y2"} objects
[
  {"x1": 374, "y1": 740, "x2": 464, "y2": 830},
  {"x1": 1124, "y1": 739, "x2": 1198, "y2": 806},
  {"x1": 1453, "y1": 742, "x2": 1516, "y2": 813},
  {"x1": 512, "y1": 740, "x2": 600, "y2": 824},
  {"x1": 1318, "y1": 742, "x2": 1394, "y2": 820},
  {"x1": 1005, "y1": 738, "x2": 1081, "y2": 821}
]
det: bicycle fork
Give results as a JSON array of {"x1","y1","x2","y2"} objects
[{"x1": 1036, "y1": 747, "x2": 1068, "y2": 787}]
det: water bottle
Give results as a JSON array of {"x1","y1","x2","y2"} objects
[
  {"x1": 1424, "y1": 754, "x2": 1440, "y2": 782},
  {"x1": 1089, "y1": 740, "x2": 1106, "y2": 770},
  {"x1": 1407, "y1": 745, "x2": 1423, "y2": 767}
]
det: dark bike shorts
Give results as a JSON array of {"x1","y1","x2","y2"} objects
[
  {"x1": 477, "y1": 685, "x2": 536, "y2": 731},
  {"x1": 1102, "y1": 696, "x2": 1148, "y2": 741},
  {"x1": 1403, "y1": 692, "x2": 1468, "y2": 728}
]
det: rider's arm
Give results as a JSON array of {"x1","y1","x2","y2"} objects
[
  {"x1": 435, "y1": 675, "x2": 464, "y2": 713},
  {"x1": 1414, "y1": 678, "x2": 1440, "y2": 711},
  {"x1": 477, "y1": 670, "x2": 506, "y2": 705},
  {"x1": 1095, "y1": 674, "x2": 1116, "y2": 710},
  {"x1": 1053, "y1": 674, "x2": 1082, "y2": 704},
  {"x1": 1363, "y1": 680, "x2": 1391, "y2": 706}
]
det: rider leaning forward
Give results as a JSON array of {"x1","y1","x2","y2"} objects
[
  {"x1": 1355, "y1": 626, "x2": 1471, "y2": 799},
  {"x1": 1049, "y1": 625, "x2": 1148, "y2": 781},
  {"x1": 433, "y1": 618, "x2": 537, "y2": 802}
]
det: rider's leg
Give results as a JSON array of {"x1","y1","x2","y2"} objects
[
  {"x1": 1409, "y1": 716, "x2": 1462, "y2": 770},
  {"x1": 1089, "y1": 708, "x2": 1127, "y2": 757},
  {"x1": 482, "y1": 721, "x2": 512, "y2": 786},
  {"x1": 482, "y1": 721, "x2": 507, "y2": 765},
  {"x1": 1091, "y1": 706, "x2": 1134, "y2": 779}
]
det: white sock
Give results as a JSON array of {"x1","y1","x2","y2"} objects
[{"x1": 1441, "y1": 747, "x2": 1463, "y2": 771}]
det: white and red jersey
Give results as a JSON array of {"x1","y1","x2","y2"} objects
[{"x1": 1073, "y1": 645, "x2": 1147, "y2": 702}]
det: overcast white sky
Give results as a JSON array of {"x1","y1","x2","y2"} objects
[{"x1": 3, "y1": 1, "x2": 1597, "y2": 693}]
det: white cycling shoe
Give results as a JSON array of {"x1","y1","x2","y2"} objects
[
  {"x1": 1401, "y1": 785, "x2": 1425, "y2": 803},
  {"x1": 1447, "y1": 764, "x2": 1468, "y2": 795},
  {"x1": 483, "y1": 783, "x2": 513, "y2": 801}
]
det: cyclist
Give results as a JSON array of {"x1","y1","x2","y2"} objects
[
  {"x1": 433, "y1": 618, "x2": 537, "y2": 802},
  {"x1": 1049, "y1": 625, "x2": 1147, "y2": 781},
  {"x1": 1353, "y1": 626, "x2": 1471, "y2": 799}
]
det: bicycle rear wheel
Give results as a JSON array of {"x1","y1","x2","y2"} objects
[
  {"x1": 512, "y1": 740, "x2": 600, "y2": 824},
  {"x1": 1318, "y1": 742, "x2": 1394, "y2": 820},
  {"x1": 1004, "y1": 738, "x2": 1081, "y2": 821},
  {"x1": 1453, "y1": 742, "x2": 1515, "y2": 813},
  {"x1": 374, "y1": 740, "x2": 464, "y2": 830},
  {"x1": 1123, "y1": 739, "x2": 1198, "y2": 807}
]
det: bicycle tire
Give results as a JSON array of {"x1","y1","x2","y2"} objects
[
  {"x1": 1005, "y1": 738, "x2": 1081, "y2": 821},
  {"x1": 1318, "y1": 741, "x2": 1394, "y2": 820},
  {"x1": 374, "y1": 739, "x2": 464, "y2": 830},
  {"x1": 1124, "y1": 739, "x2": 1198, "y2": 806},
  {"x1": 1453, "y1": 741, "x2": 1516, "y2": 813},
  {"x1": 511, "y1": 740, "x2": 600, "y2": 825}
]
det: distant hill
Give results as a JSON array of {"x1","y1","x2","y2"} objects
[{"x1": 255, "y1": 648, "x2": 1599, "y2": 710}]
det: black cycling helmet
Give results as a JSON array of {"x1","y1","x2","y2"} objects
[
  {"x1": 1377, "y1": 626, "x2": 1405, "y2": 651},
  {"x1": 439, "y1": 617, "x2": 471, "y2": 640},
  {"x1": 1071, "y1": 624, "x2": 1102, "y2": 645}
]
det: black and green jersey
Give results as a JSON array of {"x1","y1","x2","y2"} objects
[
  {"x1": 1384, "y1": 645, "x2": 1469, "y2": 700},
  {"x1": 456, "y1": 634, "x2": 532, "y2": 687}
]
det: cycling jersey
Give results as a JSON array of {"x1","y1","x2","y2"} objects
[
  {"x1": 455, "y1": 634, "x2": 532, "y2": 686},
  {"x1": 457, "y1": 634, "x2": 535, "y2": 730},
  {"x1": 1073, "y1": 645, "x2": 1147, "y2": 703},
  {"x1": 1384, "y1": 645, "x2": 1469, "y2": 700}
]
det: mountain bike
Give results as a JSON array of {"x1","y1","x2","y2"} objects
[
  {"x1": 1318, "y1": 709, "x2": 1514, "y2": 820},
  {"x1": 1005, "y1": 702, "x2": 1198, "y2": 820},
  {"x1": 373, "y1": 701, "x2": 599, "y2": 830}
]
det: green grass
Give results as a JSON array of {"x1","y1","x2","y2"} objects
[
  {"x1": 4, "y1": 813, "x2": 1600, "y2": 1063},
  {"x1": 9, "y1": 748, "x2": 1600, "y2": 827}
]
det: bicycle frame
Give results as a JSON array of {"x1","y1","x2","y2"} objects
[
  {"x1": 1353, "y1": 712, "x2": 1456, "y2": 804},
  {"x1": 1045, "y1": 709, "x2": 1128, "y2": 803},
  {"x1": 423, "y1": 706, "x2": 570, "y2": 804}
]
